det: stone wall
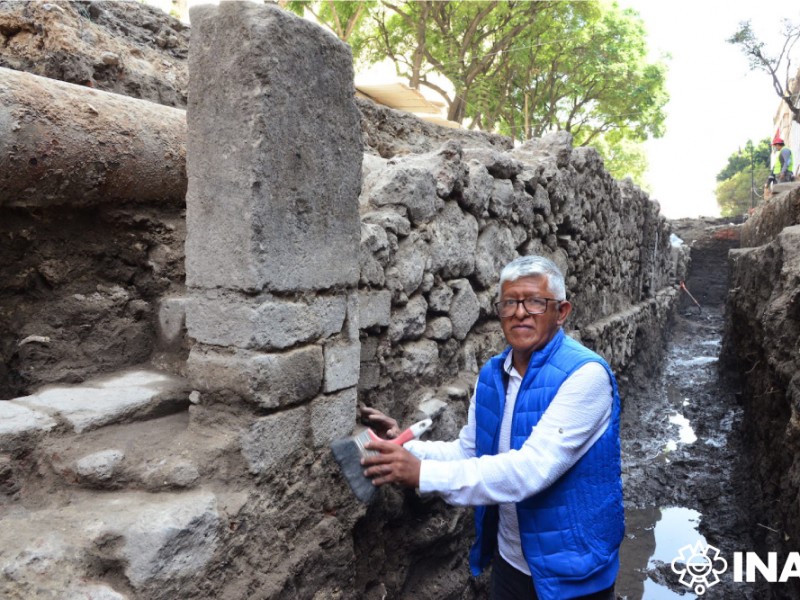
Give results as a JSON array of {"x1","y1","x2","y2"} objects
[
  {"x1": 355, "y1": 132, "x2": 682, "y2": 429},
  {"x1": 722, "y1": 187, "x2": 800, "y2": 599}
]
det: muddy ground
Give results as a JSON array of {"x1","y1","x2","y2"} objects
[{"x1": 617, "y1": 303, "x2": 766, "y2": 599}]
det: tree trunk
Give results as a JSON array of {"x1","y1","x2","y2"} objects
[{"x1": 0, "y1": 67, "x2": 187, "y2": 208}]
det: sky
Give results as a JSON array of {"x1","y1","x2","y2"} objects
[{"x1": 618, "y1": 0, "x2": 800, "y2": 218}]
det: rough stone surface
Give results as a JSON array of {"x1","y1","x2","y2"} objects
[
  {"x1": 425, "y1": 316, "x2": 453, "y2": 341},
  {"x1": 323, "y1": 342, "x2": 361, "y2": 393},
  {"x1": 388, "y1": 295, "x2": 428, "y2": 342},
  {"x1": 427, "y1": 282, "x2": 454, "y2": 313},
  {"x1": 474, "y1": 222, "x2": 518, "y2": 289},
  {"x1": 186, "y1": 2, "x2": 361, "y2": 293},
  {"x1": 367, "y1": 160, "x2": 443, "y2": 224},
  {"x1": 0, "y1": 490, "x2": 219, "y2": 596},
  {"x1": 310, "y1": 387, "x2": 358, "y2": 447},
  {"x1": 156, "y1": 296, "x2": 186, "y2": 349},
  {"x1": 386, "y1": 232, "x2": 428, "y2": 296},
  {"x1": 240, "y1": 406, "x2": 308, "y2": 475},
  {"x1": 460, "y1": 159, "x2": 493, "y2": 216},
  {"x1": 428, "y1": 201, "x2": 478, "y2": 278},
  {"x1": 12, "y1": 369, "x2": 188, "y2": 433},
  {"x1": 448, "y1": 279, "x2": 481, "y2": 341},
  {"x1": 75, "y1": 449, "x2": 125, "y2": 483},
  {"x1": 0, "y1": 401, "x2": 56, "y2": 450},
  {"x1": 358, "y1": 290, "x2": 391, "y2": 329},
  {"x1": 187, "y1": 344, "x2": 322, "y2": 409}
]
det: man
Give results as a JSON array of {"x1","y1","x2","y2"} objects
[
  {"x1": 362, "y1": 255, "x2": 623, "y2": 600},
  {"x1": 772, "y1": 138, "x2": 795, "y2": 183}
]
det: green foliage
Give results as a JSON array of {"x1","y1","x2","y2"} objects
[
  {"x1": 715, "y1": 165, "x2": 770, "y2": 217},
  {"x1": 715, "y1": 139, "x2": 772, "y2": 216},
  {"x1": 716, "y1": 138, "x2": 770, "y2": 182},
  {"x1": 281, "y1": 1, "x2": 668, "y2": 184},
  {"x1": 493, "y1": 3, "x2": 668, "y2": 145},
  {"x1": 590, "y1": 138, "x2": 650, "y2": 189},
  {"x1": 281, "y1": 0, "x2": 376, "y2": 61}
]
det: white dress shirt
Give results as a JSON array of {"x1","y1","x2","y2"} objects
[{"x1": 404, "y1": 353, "x2": 613, "y2": 574}]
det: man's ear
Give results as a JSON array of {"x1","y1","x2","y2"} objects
[{"x1": 556, "y1": 300, "x2": 572, "y2": 326}]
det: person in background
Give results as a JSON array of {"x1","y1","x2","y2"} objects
[
  {"x1": 772, "y1": 137, "x2": 795, "y2": 183},
  {"x1": 361, "y1": 255, "x2": 624, "y2": 600}
]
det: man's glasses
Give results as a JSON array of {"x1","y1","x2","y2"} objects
[{"x1": 494, "y1": 297, "x2": 560, "y2": 318}]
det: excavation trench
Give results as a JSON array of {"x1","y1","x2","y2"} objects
[{"x1": 616, "y1": 232, "x2": 762, "y2": 599}]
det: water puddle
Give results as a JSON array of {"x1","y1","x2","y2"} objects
[
  {"x1": 618, "y1": 506, "x2": 705, "y2": 599},
  {"x1": 664, "y1": 413, "x2": 697, "y2": 452}
]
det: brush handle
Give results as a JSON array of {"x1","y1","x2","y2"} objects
[
  {"x1": 392, "y1": 418, "x2": 433, "y2": 445},
  {"x1": 366, "y1": 418, "x2": 433, "y2": 445}
]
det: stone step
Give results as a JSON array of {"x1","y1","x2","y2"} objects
[
  {"x1": 0, "y1": 368, "x2": 191, "y2": 454},
  {"x1": 0, "y1": 487, "x2": 245, "y2": 599}
]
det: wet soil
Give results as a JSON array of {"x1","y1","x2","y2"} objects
[{"x1": 617, "y1": 305, "x2": 765, "y2": 599}]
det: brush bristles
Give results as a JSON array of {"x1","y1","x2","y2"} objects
[
  {"x1": 331, "y1": 431, "x2": 378, "y2": 504},
  {"x1": 352, "y1": 429, "x2": 378, "y2": 458}
]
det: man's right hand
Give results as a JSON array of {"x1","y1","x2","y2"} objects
[{"x1": 359, "y1": 405, "x2": 401, "y2": 439}]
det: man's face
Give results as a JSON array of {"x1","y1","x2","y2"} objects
[{"x1": 499, "y1": 275, "x2": 572, "y2": 357}]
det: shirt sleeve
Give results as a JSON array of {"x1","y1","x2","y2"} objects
[{"x1": 417, "y1": 361, "x2": 613, "y2": 506}]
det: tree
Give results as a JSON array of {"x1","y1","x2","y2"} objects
[
  {"x1": 281, "y1": 0, "x2": 376, "y2": 59},
  {"x1": 729, "y1": 19, "x2": 800, "y2": 124},
  {"x1": 370, "y1": 1, "x2": 556, "y2": 123},
  {"x1": 716, "y1": 138, "x2": 771, "y2": 182},
  {"x1": 490, "y1": 3, "x2": 667, "y2": 145},
  {"x1": 277, "y1": 1, "x2": 667, "y2": 187},
  {"x1": 714, "y1": 139, "x2": 771, "y2": 216},
  {"x1": 366, "y1": 1, "x2": 667, "y2": 187}
]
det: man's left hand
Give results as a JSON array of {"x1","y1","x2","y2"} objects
[{"x1": 362, "y1": 439, "x2": 421, "y2": 488}]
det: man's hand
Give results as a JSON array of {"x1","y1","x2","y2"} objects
[
  {"x1": 359, "y1": 405, "x2": 401, "y2": 439},
  {"x1": 362, "y1": 439, "x2": 421, "y2": 488}
]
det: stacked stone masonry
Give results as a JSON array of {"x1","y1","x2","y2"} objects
[
  {"x1": 356, "y1": 129, "x2": 681, "y2": 419},
  {"x1": 184, "y1": 2, "x2": 363, "y2": 464}
]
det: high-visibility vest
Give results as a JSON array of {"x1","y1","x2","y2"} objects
[{"x1": 773, "y1": 147, "x2": 795, "y2": 176}]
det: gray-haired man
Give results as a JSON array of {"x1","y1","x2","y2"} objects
[{"x1": 362, "y1": 255, "x2": 624, "y2": 600}]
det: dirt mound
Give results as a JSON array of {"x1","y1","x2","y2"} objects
[{"x1": 0, "y1": 0, "x2": 188, "y2": 107}]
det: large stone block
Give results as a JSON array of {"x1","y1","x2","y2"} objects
[
  {"x1": 12, "y1": 369, "x2": 188, "y2": 434},
  {"x1": 449, "y1": 279, "x2": 481, "y2": 340},
  {"x1": 474, "y1": 223, "x2": 518, "y2": 289},
  {"x1": 186, "y1": 290, "x2": 347, "y2": 351},
  {"x1": 240, "y1": 405, "x2": 309, "y2": 474},
  {"x1": 386, "y1": 232, "x2": 428, "y2": 296},
  {"x1": 188, "y1": 344, "x2": 323, "y2": 409},
  {"x1": 186, "y1": 2, "x2": 361, "y2": 293},
  {"x1": 324, "y1": 341, "x2": 361, "y2": 393},
  {"x1": 388, "y1": 295, "x2": 428, "y2": 342},
  {"x1": 310, "y1": 387, "x2": 357, "y2": 447},
  {"x1": 358, "y1": 290, "x2": 392, "y2": 329},
  {"x1": 429, "y1": 201, "x2": 478, "y2": 278}
]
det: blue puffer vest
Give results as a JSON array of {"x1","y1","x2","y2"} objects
[{"x1": 468, "y1": 329, "x2": 624, "y2": 600}]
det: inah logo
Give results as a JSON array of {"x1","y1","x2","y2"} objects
[{"x1": 671, "y1": 540, "x2": 728, "y2": 595}]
